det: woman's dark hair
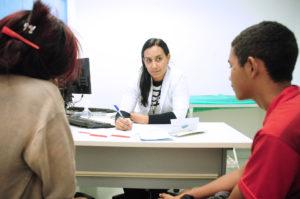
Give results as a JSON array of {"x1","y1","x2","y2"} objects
[
  {"x1": 140, "y1": 38, "x2": 169, "y2": 106},
  {"x1": 231, "y1": 21, "x2": 298, "y2": 82},
  {"x1": 0, "y1": 0, "x2": 79, "y2": 82}
]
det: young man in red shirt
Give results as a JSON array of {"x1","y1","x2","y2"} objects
[{"x1": 160, "y1": 21, "x2": 300, "y2": 199}]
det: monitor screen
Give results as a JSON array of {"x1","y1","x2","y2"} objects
[
  {"x1": 70, "y1": 58, "x2": 91, "y2": 94},
  {"x1": 59, "y1": 58, "x2": 92, "y2": 107}
]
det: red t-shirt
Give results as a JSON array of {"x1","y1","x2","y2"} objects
[{"x1": 238, "y1": 85, "x2": 300, "y2": 199}]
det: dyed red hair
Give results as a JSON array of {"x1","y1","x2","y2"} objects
[{"x1": 0, "y1": 0, "x2": 79, "y2": 82}]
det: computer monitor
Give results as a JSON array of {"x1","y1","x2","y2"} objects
[
  {"x1": 59, "y1": 58, "x2": 92, "y2": 107},
  {"x1": 70, "y1": 58, "x2": 91, "y2": 94}
]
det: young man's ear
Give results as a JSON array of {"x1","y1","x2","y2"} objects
[{"x1": 246, "y1": 56, "x2": 259, "y2": 78}]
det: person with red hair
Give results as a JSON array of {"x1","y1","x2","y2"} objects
[{"x1": 0, "y1": 1, "x2": 92, "y2": 198}]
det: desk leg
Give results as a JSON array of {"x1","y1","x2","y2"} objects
[
  {"x1": 221, "y1": 149, "x2": 227, "y2": 175},
  {"x1": 232, "y1": 148, "x2": 239, "y2": 168}
]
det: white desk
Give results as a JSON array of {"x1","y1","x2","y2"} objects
[{"x1": 72, "y1": 122, "x2": 252, "y2": 189}]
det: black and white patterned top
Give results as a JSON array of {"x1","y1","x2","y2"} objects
[{"x1": 149, "y1": 80, "x2": 162, "y2": 115}]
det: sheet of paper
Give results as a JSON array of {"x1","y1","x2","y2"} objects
[
  {"x1": 74, "y1": 127, "x2": 138, "y2": 139},
  {"x1": 170, "y1": 118, "x2": 198, "y2": 134},
  {"x1": 110, "y1": 129, "x2": 138, "y2": 138},
  {"x1": 75, "y1": 128, "x2": 111, "y2": 138},
  {"x1": 172, "y1": 125, "x2": 206, "y2": 137},
  {"x1": 132, "y1": 124, "x2": 173, "y2": 141}
]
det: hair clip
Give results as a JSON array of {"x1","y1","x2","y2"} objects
[
  {"x1": 1, "y1": 26, "x2": 40, "y2": 50},
  {"x1": 23, "y1": 22, "x2": 36, "y2": 34}
]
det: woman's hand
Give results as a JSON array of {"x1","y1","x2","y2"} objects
[
  {"x1": 159, "y1": 193, "x2": 180, "y2": 199},
  {"x1": 115, "y1": 117, "x2": 133, "y2": 131},
  {"x1": 130, "y1": 112, "x2": 149, "y2": 124}
]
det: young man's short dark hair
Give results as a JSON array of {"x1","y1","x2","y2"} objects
[{"x1": 231, "y1": 21, "x2": 298, "y2": 82}]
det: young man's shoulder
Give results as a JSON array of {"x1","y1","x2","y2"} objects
[{"x1": 261, "y1": 90, "x2": 300, "y2": 154}]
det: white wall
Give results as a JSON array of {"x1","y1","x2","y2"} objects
[
  {"x1": 0, "y1": 0, "x2": 67, "y2": 23},
  {"x1": 67, "y1": 0, "x2": 300, "y2": 109}
]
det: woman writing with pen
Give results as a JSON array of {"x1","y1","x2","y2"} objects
[{"x1": 114, "y1": 38, "x2": 189, "y2": 199}]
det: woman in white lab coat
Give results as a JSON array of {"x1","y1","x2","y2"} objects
[
  {"x1": 114, "y1": 38, "x2": 189, "y2": 199},
  {"x1": 115, "y1": 38, "x2": 189, "y2": 131}
]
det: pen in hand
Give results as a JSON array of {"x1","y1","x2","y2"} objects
[
  {"x1": 114, "y1": 104, "x2": 124, "y2": 118},
  {"x1": 114, "y1": 105, "x2": 132, "y2": 131}
]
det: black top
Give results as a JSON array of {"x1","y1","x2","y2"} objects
[{"x1": 115, "y1": 110, "x2": 176, "y2": 124}]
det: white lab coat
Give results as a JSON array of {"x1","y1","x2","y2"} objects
[{"x1": 120, "y1": 66, "x2": 189, "y2": 119}]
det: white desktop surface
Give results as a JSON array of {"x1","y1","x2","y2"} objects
[
  {"x1": 72, "y1": 122, "x2": 252, "y2": 188},
  {"x1": 72, "y1": 122, "x2": 252, "y2": 148}
]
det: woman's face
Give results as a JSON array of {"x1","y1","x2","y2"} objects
[{"x1": 143, "y1": 45, "x2": 170, "y2": 82}]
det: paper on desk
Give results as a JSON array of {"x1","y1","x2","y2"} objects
[
  {"x1": 77, "y1": 128, "x2": 111, "y2": 138},
  {"x1": 171, "y1": 126, "x2": 206, "y2": 137},
  {"x1": 139, "y1": 130, "x2": 173, "y2": 141},
  {"x1": 75, "y1": 127, "x2": 138, "y2": 138},
  {"x1": 110, "y1": 129, "x2": 138, "y2": 138},
  {"x1": 133, "y1": 124, "x2": 172, "y2": 141},
  {"x1": 169, "y1": 118, "x2": 206, "y2": 137}
]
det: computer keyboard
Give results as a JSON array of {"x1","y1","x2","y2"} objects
[{"x1": 67, "y1": 115, "x2": 115, "y2": 128}]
